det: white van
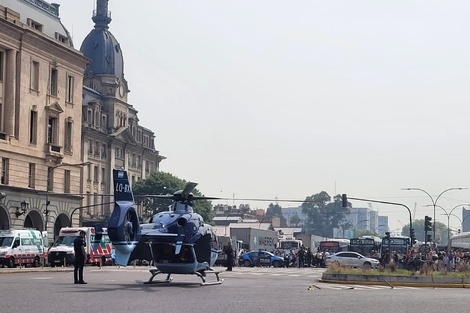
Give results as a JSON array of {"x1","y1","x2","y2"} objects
[
  {"x1": 0, "y1": 229, "x2": 48, "y2": 268},
  {"x1": 48, "y1": 227, "x2": 113, "y2": 267}
]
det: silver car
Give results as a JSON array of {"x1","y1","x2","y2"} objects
[{"x1": 325, "y1": 251, "x2": 380, "y2": 268}]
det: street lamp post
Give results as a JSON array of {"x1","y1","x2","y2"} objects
[
  {"x1": 44, "y1": 162, "x2": 90, "y2": 233},
  {"x1": 429, "y1": 204, "x2": 470, "y2": 253},
  {"x1": 402, "y1": 187, "x2": 467, "y2": 241},
  {"x1": 352, "y1": 219, "x2": 369, "y2": 237}
]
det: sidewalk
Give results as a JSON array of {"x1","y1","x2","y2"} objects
[{"x1": 0, "y1": 266, "x2": 73, "y2": 274}]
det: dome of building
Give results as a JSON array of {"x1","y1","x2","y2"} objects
[{"x1": 80, "y1": 0, "x2": 124, "y2": 80}]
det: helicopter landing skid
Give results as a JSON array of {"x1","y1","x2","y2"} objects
[
  {"x1": 144, "y1": 270, "x2": 173, "y2": 284},
  {"x1": 196, "y1": 268, "x2": 224, "y2": 286},
  {"x1": 143, "y1": 268, "x2": 224, "y2": 286}
]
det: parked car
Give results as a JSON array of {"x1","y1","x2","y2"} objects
[
  {"x1": 325, "y1": 251, "x2": 380, "y2": 268},
  {"x1": 239, "y1": 250, "x2": 284, "y2": 267}
]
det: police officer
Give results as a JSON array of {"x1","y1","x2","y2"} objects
[
  {"x1": 225, "y1": 242, "x2": 234, "y2": 271},
  {"x1": 73, "y1": 230, "x2": 87, "y2": 284}
]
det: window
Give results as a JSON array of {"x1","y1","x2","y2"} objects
[
  {"x1": 28, "y1": 163, "x2": 35, "y2": 188},
  {"x1": 88, "y1": 139, "x2": 93, "y2": 154},
  {"x1": 115, "y1": 147, "x2": 123, "y2": 158},
  {"x1": 87, "y1": 164, "x2": 91, "y2": 181},
  {"x1": 29, "y1": 110, "x2": 38, "y2": 144},
  {"x1": 66, "y1": 75, "x2": 74, "y2": 103},
  {"x1": 95, "y1": 110, "x2": 100, "y2": 127},
  {"x1": 94, "y1": 165, "x2": 99, "y2": 182},
  {"x1": 101, "y1": 143, "x2": 107, "y2": 158},
  {"x1": 27, "y1": 18, "x2": 43, "y2": 31},
  {"x1": 50, "y1": 68, "x2": 58, "y2": 96},
  {"x1": 101, "y1": 115, "x2": 107, "y2": 129},
  {"x1": 47, "y1": 167, "x2": 53, "y2": 191},
  {"x1": 31, "y1": 61, "x2": 39, "y2": 91},
  {"x1": 55, "y1": 33, "x2": 69, "y2": 45},
  {"x1": 47, "y1": 116, "x2": 58, "y2": 144},
  {"x1": 64, "y1": 119, "x2": 73, "y2": 152},
  {"x1": 87, "y1": 109, "x2": 92, "y2": 124},
  {"x1": 1, "y1": 158, "x2": 9, "y2": 185},
  {"x1": 64, "y1": 170, "x2": 71, "y2": 193},
  {"x1": 101, "y1": 167, "x2": 105, "y2": 184}
]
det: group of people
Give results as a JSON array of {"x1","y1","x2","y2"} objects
[{"x1": 275, "y1": 246, "x2": 329, "y2": 268}]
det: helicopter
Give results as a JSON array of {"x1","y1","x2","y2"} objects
[{"x1": 95, "y1": 169, "x2": 224, "y2": 285}]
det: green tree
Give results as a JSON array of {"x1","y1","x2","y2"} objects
[
  {"x1": 301, "y1": 192, "x2": 350, "y2": 237},
  {"x1": 290, "y1": 214, "x2": 301, "y2": 227},
  {"x1": 402, "y1": 219, "x2": 450, "y2": 245},
  {"x1": 266, "y1": 203, "x2": 287, "y2": 227},
  {"x1": 132, "y1": 171, "x2": 212, "y2": 222}
]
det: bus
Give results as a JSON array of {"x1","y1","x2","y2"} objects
[
  {"x1": 349, "y1": 236, "x2": 381, "y2": 257},
  {"x1": 319, "y1": 239, "x2": 350, "y2": 253},
  {"x1": 450, "y1": 232, "x2": 470, "y2": 251},
  {"x1": 381, "y1": 236, "x2": 411, "y2": 255}
]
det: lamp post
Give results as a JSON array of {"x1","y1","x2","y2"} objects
[
  {"x1": 428, "y1": 204, "x2": 470, "y2": 253},
  {"x1": 372, "y1": 224, "x2": 388, "y2": 236},
  {"x1": 402, "y1": 187, "x2": 467, "y2": 241},
  {"x1": 352, "y1": 219, "x2": 369, "y2": 237},
  {"x1": 44, "y1": 162, "x2": 90, "y2": 233}
]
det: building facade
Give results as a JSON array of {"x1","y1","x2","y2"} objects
[
  {"x1": 0, "y1": 0, "x2": 88, "y2": 235},
  {"x1": 78, "y1": 0, "x2": 164, "y2": 225},
  {"x1": 0, "y1": 0, "x2": 165, "y2": 240}
]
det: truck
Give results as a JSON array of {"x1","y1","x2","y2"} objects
[
  {"x1": 295, "y1": 233, "x2": 317, "y2": 252},
  {"x1": 230, "y1": 227, "x2": 278, "y2": 253},
  {"x1": 215, "y1": 235, "x2": 243, "y2": 266},
  {"x1": 276, "y1": 236, "x2": 303, "y2": 255},
  {"x1": 47, "y1": 227, "x2": 113, "y2": 267},
  {"x1": 0, "y1": 229, "x2": 48, "y2": 268}
]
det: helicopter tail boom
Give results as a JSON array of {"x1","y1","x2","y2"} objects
[{"x1": 107, "y1": 169, "x2": 142, "y2": 266}]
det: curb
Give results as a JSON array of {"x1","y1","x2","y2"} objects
[{"x1": 319, "y1": 278, "x2": 470, "y2": 288}]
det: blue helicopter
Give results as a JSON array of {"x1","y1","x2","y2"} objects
[{"x1": 96, "y1": 169, "x2": 223, "y2": 285}]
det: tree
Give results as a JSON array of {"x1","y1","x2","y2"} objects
[
  {"x1": 402, "y1": 219, "x2": 450, "y2": 245},
  {"x1": 266, "y1": 203, "x2": 287, "y2": 227},
  {"x1": 290, "y1": 214, "x2": 301, "y2": 227},
  {"x1": 301, "y1": 191, "x2": 350, "y2": 237},
  {"x1": 132, "y1": 171, "x2": 212, "y2": 222}
]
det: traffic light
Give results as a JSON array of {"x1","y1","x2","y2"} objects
[
  {"x1": 410, "y1": 228, "x2": 416, "y2": 244},
  {"x1": 385, "y1": 231, "x2": 391, "y2": 240},
  {"x1": 341, "y1": 194, "x2": 348, "y2": 207},
  {"x1": 424, "y1": 215, "x2": 432, "y2": 232}
]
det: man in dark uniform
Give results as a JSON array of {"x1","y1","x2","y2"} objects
[
  {"x1": 73, "y1": 230, "x2": 87, "y2": 284},
  {"x1": 225, "y1": 242, "x2": 234, "y2": 271}
]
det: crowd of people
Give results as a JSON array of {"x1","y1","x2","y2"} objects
[{"x1": 275, "y1": 246, "x2": 330, "y2": 268}]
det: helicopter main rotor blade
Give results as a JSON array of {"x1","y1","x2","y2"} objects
[{"x1": 217, "y1": 197, "x2": 312, "y2": 203}]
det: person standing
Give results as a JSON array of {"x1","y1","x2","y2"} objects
[
  {"x1": 225, "y1": 242, "x2": 234, "y2": 271},
  {"x1": 73, "y1": 230, "x2": 87, "y2": 284}
]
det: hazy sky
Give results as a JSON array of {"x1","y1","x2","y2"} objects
[{"x1": 57, "y1": 0, "x2": 470, "y2": 233}]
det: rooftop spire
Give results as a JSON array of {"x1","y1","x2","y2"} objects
[{"x1": 92, "y1": 0, "x2": 112, "y2": 29}]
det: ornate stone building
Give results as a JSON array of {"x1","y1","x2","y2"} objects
[
  {"x1": 0, "y1": 0, "x2": 165, "y2": 239},
  {"x1": 0, "y1": 0, "x2": 88, "y2": 236},
  {"x1": 79, "y1": 0, "x2": 165, "y2": 225}
]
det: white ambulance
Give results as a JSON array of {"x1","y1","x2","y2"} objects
[
  {"x1": 47, "y1": 227, "x2": 113, "y2": 267},
  {"x1": 0, "y1": 229, "x2": 48, "y2": 268}
]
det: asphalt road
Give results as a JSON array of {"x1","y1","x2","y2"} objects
[{"x1": 0, "y1": 266, "x2": 468, "y2": 313}]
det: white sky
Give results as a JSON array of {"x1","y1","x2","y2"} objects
[{"x1": 57, "y1": 0, "x2": 470, "y2": 233}]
